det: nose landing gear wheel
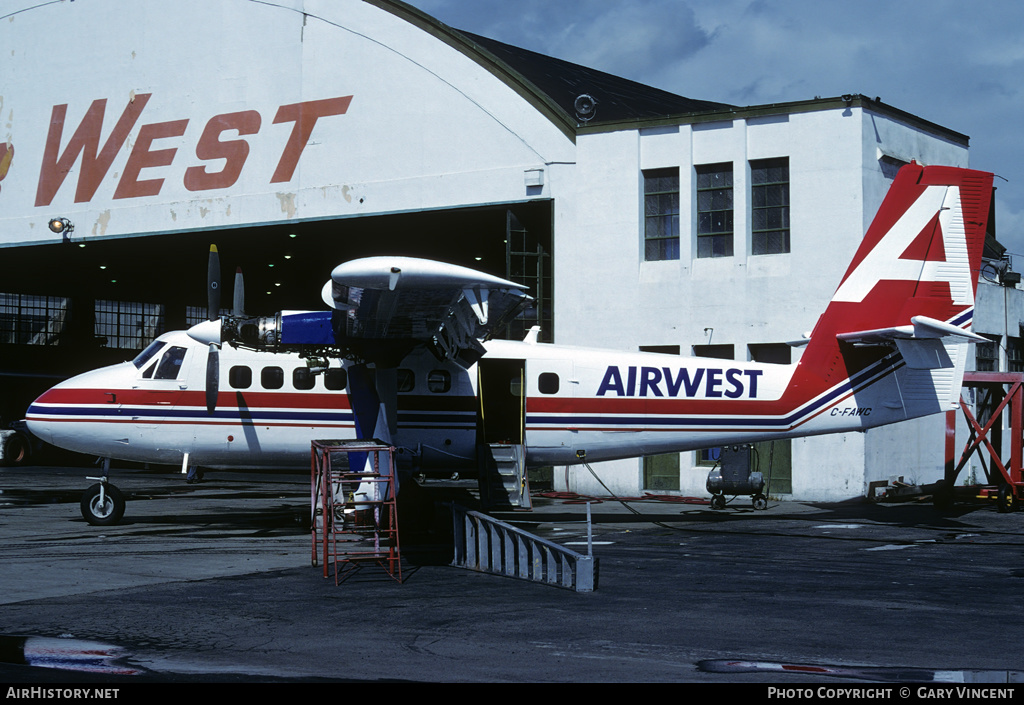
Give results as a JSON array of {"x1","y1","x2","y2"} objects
[{"x1": 81, "y1": 483, "x2": 125, "y2": 526}]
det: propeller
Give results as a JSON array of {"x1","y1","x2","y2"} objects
[
  {"x1": 205, "y1": 342, "x2": 220, "y2": 415},
  {"x1": 190, "y1": 246, "x2": 249, "y2": 415},
  {"x1": 205, "y1": 245, "x2": 222, "y2": 415},
  {"x1": 207, "y1": 245, "x2": 221, "y2": 321},
  {"x1": 233, "y1": 266, "x2": 244, "y2": 317}
]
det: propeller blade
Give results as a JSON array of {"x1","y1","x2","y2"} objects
[
  {"x1": 207, "y1": 245, "x2": 221, "y2": 320},
  {"x1": 205, "y1": 343, "x2": 220, "y2": 414},
  {"x1": 233, "y1": 267, "x2": 244, "y2": 317}
]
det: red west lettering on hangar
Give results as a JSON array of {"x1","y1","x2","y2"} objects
[{"x1": 34, "y1": 94, "x2": 353, "y2": 207}]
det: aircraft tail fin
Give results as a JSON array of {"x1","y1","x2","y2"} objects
[{"x1": 796, "y1": 163, "x2": 994, "y2": 415}]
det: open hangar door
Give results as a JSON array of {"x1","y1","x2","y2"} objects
[{"x1": 0, "y1": 200, "x2": 553, "y2": 428}]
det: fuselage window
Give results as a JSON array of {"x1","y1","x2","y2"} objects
[
  {"x1": 262, "y1": 366, "x2": 284, "y2": 390},
  {"x1": 427, "y1": 370, "x2": 451, "y2": 393},
  {"x1": 153, "y1": 346, "x2": 187, "y2": 380},
  {"x1": 538, "y1": 372, "x2": 559, "y2": 394},
  {"x1": 293, "y1": 367, "x2": 315, "y2": 390},
  {"x1": 229, "y1": 366, "x2": 252, "y2": 389},
  {"x1": 132, "y1": 340, "x2": 165, "y2": 369},
  {"x1": 397, "y1": 368, "x2": 415, "y2": 392},
  {"x1": 324, "y1": 368, "x2": 347, "y2": 391}
]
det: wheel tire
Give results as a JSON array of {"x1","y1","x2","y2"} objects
[
  {"x1": 997, "y1": 484, "x2": 1017, "y2": 514},
  {"x1": 2, "y1": 434, "x2": 28, "y2": 466},
  {"x1": 753, "y1": 494, "x2": 768, "y2": 510},
  {"x1": 711, "y1": 494, "x2": 726, "y2": 510},
  {"x1": 81, "y1": 483, "x2": 125, "y2": 526}
]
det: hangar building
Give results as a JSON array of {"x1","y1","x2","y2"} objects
[{"x1": 0, "y1": 0, "x2": 1009, "y2": 499}]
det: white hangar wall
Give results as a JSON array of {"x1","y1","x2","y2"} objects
[
  {"x1": 0, "y1": 0, "x2": 573, "y2": 246},
  {"x1": 558, "y1": 105, "x2": 969, "y2": 501}
]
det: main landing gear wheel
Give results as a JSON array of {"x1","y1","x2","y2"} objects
[
  {"x1": 710, "y1": 494, "x2": 726, "y2": 510},
  {"x1": 752, "y1": 494, "x2": 768, "y2": 510},
  {"x1": 997, "y1": 484, "x2": 1017, "y2": 514},
  {"x1": 81, "y1": 483, "x2": 125, "y2": 526},
  {"x1": 2, "y1": 433, "x2": 28, "y2": 466}
]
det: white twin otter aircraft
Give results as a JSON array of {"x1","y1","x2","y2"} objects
[{"x1": 27, "y1": 163, "x2": 994, "y2": 524}]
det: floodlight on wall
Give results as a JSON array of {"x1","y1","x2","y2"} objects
[
  {"x1": 574, "y1": 93, "x2": 597, "y2": 123},
  {"x1": 48, "y1": 217, "x2": 74, "y2": 242}
]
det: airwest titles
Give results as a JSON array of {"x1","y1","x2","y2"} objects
[
  {"x1": 35, "y1": 94, "x2": 352, "y2": 206},
  {"x1": 597, "y1": 365, "x2": 763, "y2": 399}
]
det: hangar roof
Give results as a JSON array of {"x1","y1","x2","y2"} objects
[
  {"x1": 376, "y1": 0, "x2": 731, "y2": 138},
  {"x1": 379, "y1": 1, "x2": 966, "y2": 145},
  {"x1": 457, "y1": 32, "x2": 734, "y2": 125}
]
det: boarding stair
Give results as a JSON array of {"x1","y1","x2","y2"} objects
[
  {"x1": 478, "y1": 442, "x2": 532, "y2": 510},
  {"x1": 450, "y1": 503, "x2": 597, "y2": 592}
]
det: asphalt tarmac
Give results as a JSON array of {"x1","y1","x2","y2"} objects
[{"x1": 2, "y1": 463, "x2": 1024, "y2": 685}]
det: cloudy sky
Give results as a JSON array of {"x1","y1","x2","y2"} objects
[{"x1": 408, "y1": 0, "x2": 1024, "y2": 260}]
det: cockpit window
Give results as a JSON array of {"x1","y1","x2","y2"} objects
[
  {"x1": 153, "y1": 346, "x2": 187, "y2": 380},
  {"x1": 133, "y1": 341, "x2": 165, "y2": 369}
]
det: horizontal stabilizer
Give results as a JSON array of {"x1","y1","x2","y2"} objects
[{"x1": 836, "y1": 315, "x2": 987, "y2": 345}]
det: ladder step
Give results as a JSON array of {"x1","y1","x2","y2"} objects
[{"x1": 479, "y1": 443, "x2": 531, "y2": 510}]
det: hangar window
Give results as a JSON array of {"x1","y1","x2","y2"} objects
[
  {"x1": 397, "y1": 369, "x2": 415, "y2": 392},
  {"x1": 153, "y1": 346, "x2": 187, "y2": 380},
  {"x1": 751, "y1": 158, "x2": 790, "y2": 255},
  {"x1": 643, "y1": 453, "x2": 680, "y2": 491},
  {"x1": 261, "y1": 366, "x2": 284, "y2": 390},
  {"x1": 229, "y1": 366, "x2": 252, "y2": 389},
  {"x1": 976, "y1": 335, "x2": 1001, "y2": 372},
  {"x1": 95, "y1": 299, "x2": 165, "y2": 349},
  {"x1": 538, "y1": 372, "x2": 559, "y2": 394},
  {"x1": 749, "y1": 343, "x2": 791, "y2": 364},
  {"x1": 427, "y1": 370, "x2": 451, "y2": 393},
  {"x1": 185, "y1": 306, "x2": 229, "y2": 327},
  {"x1": 696, "y1": 163, "x2": 733, "y2": 258},
  {"x1": 693, "y1": 344, "x2": 734, "y2": 360},
  {"x1": 643, "y1": 168, "x2": 680, "y2": 261},
  {"x1": 1009, "y1": 337, "x2": 1024, "y2": 373},
  {"x1": 640, "y1": 345, "x2": 680, "y2": 355},
  {"x1": 696, "y1": 446, "x2": 721, "y2": 467},
  {"x1": 757, "y1": 439, "x2": 792, "y2": 494},
  {"x1": 293, "y1": 367, "x2": 315, "y2": 390},
  {"x1": 0, "y1": 293, "x2": 69, "y2": 345},
  {"x1": 324, "y1": 368, "x2": 347, "y2": 391}
]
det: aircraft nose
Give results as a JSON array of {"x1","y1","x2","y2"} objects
[{"x1": 25, "y1": 388, "x2": 57, "y2": 444}]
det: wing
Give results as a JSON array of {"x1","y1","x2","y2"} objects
[
  {"x1": 192, "y1": 256, "x2": 531, "y2": 368},
  {"x1": 294, "y1": 256, "x2": 532, "y2": 366}
]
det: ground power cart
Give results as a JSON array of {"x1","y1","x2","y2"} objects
[{"x1": 706, "y1": 444, "x2": 768, "y2": 510}]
